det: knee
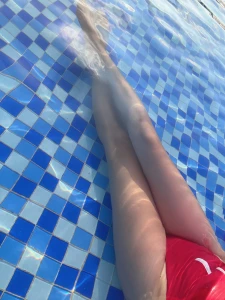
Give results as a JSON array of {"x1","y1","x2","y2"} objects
[{"x1": 128, "y1": 104, "x2": 155, "y2": 141}]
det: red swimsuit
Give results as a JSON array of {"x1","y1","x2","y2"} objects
[{"x1": 166, "y1": 236, "x2": 225, "y2": 299}]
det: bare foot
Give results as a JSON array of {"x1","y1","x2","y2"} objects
[{"x1": 76, "y1": 0, "x2": 109, "y2": 52}]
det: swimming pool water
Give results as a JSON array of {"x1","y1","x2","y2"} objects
[{"x1": 0, "y1": 0, "x2": 225, "y2": 299}]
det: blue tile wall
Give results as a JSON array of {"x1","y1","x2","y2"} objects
[{"x1": 0, "y1": 0, "x2": 225, "y2": 299}]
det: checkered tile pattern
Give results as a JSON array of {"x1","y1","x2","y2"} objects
[{"x1": 0, "y1": 0, "x2": 225, "y2": 298}]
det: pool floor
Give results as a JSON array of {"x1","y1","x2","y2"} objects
[{"x1": 0, "y1": 0, "x2": 225, "y2": 299}]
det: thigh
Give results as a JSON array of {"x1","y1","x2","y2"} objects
[
  {"x1": 126, "y1": 111, "x2": 224, "y2": 260},
  {"x1": 105, "y1": 133, "x2": 167, "y2": 300}
]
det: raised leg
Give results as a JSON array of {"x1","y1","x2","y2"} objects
[
  {"x1": 76, "y1": 0, "x2": 225, "y2": 261},
  {"x1": 92, "y1": 77, "x2": 167, "y2": 299}
]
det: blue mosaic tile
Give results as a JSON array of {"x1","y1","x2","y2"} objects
[
  {"x1": 76, "y1": 271, "x2": 95, "y2": 298},
  {"x1": 55, "y1": 264, "x2": 78, "y2": 290},
  {"x1": 37, "y1": 209, "x2": 58, "y2": 233},
  {"x1": 46, "y1": 236, "x2": 68, "y2": 262},
  {"x1": 1, "y1": 192, "x2": 26, "y2": 215},
  {"x1": 0, "y1": 237, "x2": 25, "y2": 265},
  {"x1": 28, "y1": 227, "x2": 51, "y2": 253},
  {"x1": 37, "y1": 256, "x2": 60, "y2": 283},
  {"x1": 0, "y1": 0, "x2": 225, "y2": 298},
  {"x1": 6, "y1": 269, "x2": 33, "y2": 297},
  {"x1": 71, "y1": 227, "x2": 92, "y2": 250},
  {"x1": 13, "y1": 176, "x2": 36, "y2": 198},
  {"x1": 9, "y1": 217, "x2": 34, "y2": 243},
  {"x1": 62, "y1": 202, "x2": 80, "y2": 224}
]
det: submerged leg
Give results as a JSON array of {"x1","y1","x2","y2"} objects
[
  {"x1": 92, "y1": 76, "x2": 167, "y2": 299},
  {"x1": 76, "y1": 1, "x2": 225, "y2": 261}
]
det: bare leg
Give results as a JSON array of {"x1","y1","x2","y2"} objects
[
  {"x1": 76, "y1": 1, "x2": 225, "y2": 261},
  {"x1": 92, "y1": 77, "x2": 167, "y2": 299}
]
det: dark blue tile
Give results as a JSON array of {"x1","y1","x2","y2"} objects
[
  {"x1": 86, "y1": 153, "x2": 101, "y2": 170},
  {"x1": 58, "y1": 78, "x2": 72, "y2": 92},
  {"x1": 65, "y1": 95, "x2": 80, "y2": 112},
  {"x1": 18, "y1": 9, "x2": 32, "y2": 22},
  {"x1": 102, "y1": 243, "x2": 115, "y2": 264},
  {"x1": 94, "y1": 173, "x2": 109, "y2": 189},
  {"x1": 36, "y1": 14, "x2": 51, "y2": 26},
  {"x1": 0, "y1": 236, "x2": 25, "y2": 265},
  {"x1": 0, "y1": 125, "x2": 4, "y2": 135},
  {"x1": 16, "y1": 32, "x2": 32, "y2": 47},
  {"x1": 99, "y1": 205, "x2": 112, "y2": 226},
  {"x1": 62, "y1": 202, "x2": 80, "y2": 224},
  {"x1": 83, "y1": 196, "x2": 100, "y2": 218},
  {"x1": 27, "y1": 95, "x2": 45, "y2": 115},
  {"x1": 52, "y1": 62, "x2": 65, "y2": 75},
  {"x1": 0, "y1": 142, "x2": 12, "y2": 163},
  {"x1": 18, "y1": 56, "x2": 33, "y2": 71},
  {"x1": 0, "y1": 6, "x2": 14, "y2": 19},
  {"x1": 72, "y1": 115, "x2": 88, "y2": 133},
  {"x1": 32, "y1": 149, "x2": 51, "y2": 169},
  {"x1": 6, "y1": 269, "x2": 33, "y2": 297},
  {"x1": 31, "y1": 0, "x2": 45, "y2": 11},
  {"x1": 67, "y1": 156, "x2": 83, "y2": 174},
  {"x1": 54, "y1": 147, "x2": 71, "y2": 165},
  {"x1": 47, "y1": 127, "x2": 63, "y2": 144},
  {"x1": 0, "y1": 232, "x2": 6, "y2": 246},
  {"x1": 91, "y1": 142, "x2": 104, "y2": 159},
  {"x1": 24, "y1": 74, "x2": 40, "y2": 92},
  {"x1": 55, "y1": 264, "x2": 79, "y2": 290},
  {"x1": 0, "y1": 96, "x2": 24, "y2": 117},
  {"x1": 83, "y1": 254, "x2": 100, "y2": 276},
  {"x1": 1, "y1": 192, "x2": 26, "y2": 215},
  {"x1": 95, "y1": 221, "x2": 110, "y2": 241},
  {"x1": 43, "y1": 76, "x2": 56, "y2": 91},
  {"x1": 103, "y1": 192, "x2": 112, "y2": 210},
  {"x1": 13, "y1": 176, "x2": 36, "y2": 198},
  {"x1": 40, "y1": 173, "x2": 58, "y2": 192},
  {"x1": 46, "y1": 236, "x2": 68, "y2": 261},
  {"x1": 0, "y1": 52, "x2": 14, "y2": 71},
  {"x1": 9, "y1": 217, "x2": 34, "y2": 243},
  {"x1": 84, "y1": 124, "x2": 98, "y2": 140},
  {"x1": 75, "y1": 271, "x2": 95, "y2": 298},
  {"x1": 0, "y1": 38, "x2": 6, "y2": 48},
  {"x1": 68, "y1": 62, "x2": 82, "y2": 76},
  {"x1": 37, "y1": 209, "x2": 58, "y2": 233},
  {"x1": 75, "y1": 177, "x2": 91, "y2": 194},
  {"x1": 24, "y1": 129, "x2": 44, "y2": 146},
  {"x1": 66, "y1": 127, "x2": 82, "y2": 142},
  {"x1": 35, "y1": 35, "x2": 49, "y2": 50},
  {"x1": 107, "y1": 286, "x2": 124, "y2": 300}
]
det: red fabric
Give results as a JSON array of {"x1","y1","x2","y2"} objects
[{"x1": 166, "y1": 235, "x2": 225, "y2": 299}]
